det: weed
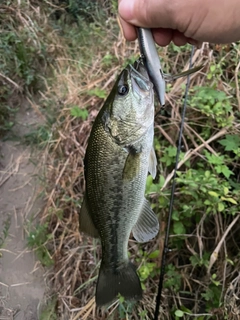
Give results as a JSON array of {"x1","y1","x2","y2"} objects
[
  {"x1": 70, "y1": 106, "x2": 89, "y2": 120},
  {"x1": 189, "y1": 87, "x2": 234, "y2": 128},
  {"x1": 136, "y1": 249, "x2": 160, "y2": 290},
  {"x1": 0, "y1": 215, "x2": 11, "y2": 248},
  {"x1": 117, "y1": 296, "x2": 136, "y2": 320},
  {"x1": 39, "y1": 297, "x2": 57, "y2": 320},
  {"x1": 27, "y1": 223, "x2": 54, "y2": 267},
  {"x1": 23, "y1": 124, "x2": 53, "y2": 147},
  {"x1": 218, "y1": 134, "x2": 240, "y2": 154},
  {"x1": 0, "y1": 105, "x2": 16, "y2": 138}
]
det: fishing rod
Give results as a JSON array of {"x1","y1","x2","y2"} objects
[{"x1": 153, "y1": 46, "x2": 195, "y2": 320}]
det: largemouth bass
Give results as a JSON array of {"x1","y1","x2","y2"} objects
[{"x1": 79, "y1": 60, "x2": 159, "y2": 306}]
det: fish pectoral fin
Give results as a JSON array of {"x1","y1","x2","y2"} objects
[
  {"x1": 132, "y1": 199, "x2": 159, "y2": 243},
  {"x1": 79, "y1": 196, "x2": 99, "y2": 238},
  {"x1": 122, "y1": 152, "x2": 141, "y2": 181},
  {"x1": 148, "y1": 146, "x2": 157, "y2": 179}
]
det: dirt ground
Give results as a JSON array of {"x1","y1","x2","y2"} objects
[{"x1": 0, "y1": 104, "x2": 45, "y2": 320}]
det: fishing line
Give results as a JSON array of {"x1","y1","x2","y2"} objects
[{"x1": 154, "y1": 45, "x2": 195, "y2": 320}]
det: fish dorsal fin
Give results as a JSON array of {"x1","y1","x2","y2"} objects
[
  {"x1": 132, "y1": 199, "x2": 159, "y2": 243},
  {"x1": 148, "y1": 147, "x2": 157, "y2": 179},
  {"x1": 79, "y1": 197, "x2": 99, "y2": 238}
]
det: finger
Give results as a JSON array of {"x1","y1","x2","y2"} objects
[
  {"x1": 187, "y1": 38, "x2": 203, "y2": 49},
  {"x1": 119, "y1": 0, "x2": 178, "y2": 29},
  {"x1": 152, "y1": 28, "x2": 174, "y2": 47},
  {"x1": 119, "y1": 16, "x2": 137, "y2": 41},
  {"x1": 172, "y1": 30, "x2": 188, "y2": 46}
]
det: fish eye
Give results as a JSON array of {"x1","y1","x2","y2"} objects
[{"x1": 118, "y1": 85, "x2": 129, "y2": 96}]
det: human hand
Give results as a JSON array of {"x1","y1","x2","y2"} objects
[{"x1": 118, "y1": 0, "x2": 240, "y2": 46}]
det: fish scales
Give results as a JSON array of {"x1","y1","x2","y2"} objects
[
  {"x1": 86, "y1": 120, "x2": 152, "y2": 263},
  {"x1": 79, "y1": 60, "x2": 159, "y2": 306}
]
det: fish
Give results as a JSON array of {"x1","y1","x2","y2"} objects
[{"x1": 79, "y1": 59, "x2": 159, "y2": 306}]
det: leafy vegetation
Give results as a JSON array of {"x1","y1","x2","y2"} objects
[
  {"x1": 1, "y1": 0, "x2": 240, "y2": 319},
  {"x1": 27, "y1": 222, "x2": 54, "y2": 267}
]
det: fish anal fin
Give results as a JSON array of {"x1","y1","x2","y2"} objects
[
  {"x1": 79, "y1": 196, "x2": 99, "y2": 238},
  {"x1": 132, "y1": 198, "x2": 159, "y2": 243}
]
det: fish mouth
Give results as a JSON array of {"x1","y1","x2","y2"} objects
[
  {"x1": 129, "y1": 60, "x2": 153, "y2": 92},
  {"x1": 132, "y1": 59, "x2": 149, "y2": 79}
]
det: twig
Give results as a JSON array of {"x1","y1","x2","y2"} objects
[
  {"x1": 11, "y1": 282, "x2": 31, "y2": 287},
  {"x1": 235, "y1": 60, "x2": 240, "y2": 111},
  {"x1": 71, "y1": 297, "x2": 95, "y2": 320},
  {"x1": 0, "y1": 155, "x2": 21, "y2": 187},
  {"x1": 43, "y1": 157, "x2": 71, "y2": 214},
  {"x1": 155, "y1": 125, "x2": 175, "y2": 146},
  {"x1": 0, "y1": 72, "x2": 21, "y2": 90},
  {"x1": 185, "y1": 123, "x2": 218, "y2": 156},
  {"x1": 207, "y1": 214, "x2": 240, "y2": 274},
  {"x1": 184, "y1": 312, "x2": 212, "y2": 317}
]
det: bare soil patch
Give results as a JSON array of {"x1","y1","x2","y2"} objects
[{"x1": 0, "y1": 103, "x2": 45, "y2": 320}]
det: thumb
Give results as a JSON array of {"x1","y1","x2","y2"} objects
[{"x1": 118, "y1": 0, "x2": 178, "y2": 29}]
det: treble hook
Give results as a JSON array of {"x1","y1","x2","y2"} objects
[{"x1": 137, "y1": 28, "x2": 203, "y2": 108}]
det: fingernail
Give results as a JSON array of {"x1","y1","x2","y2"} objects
[
  {"x1": 187, "y1": 38, "x2": 202, "y2": 49},
  {"x1": 119, "y1": 0, "x2": 135, "y2": 22}
]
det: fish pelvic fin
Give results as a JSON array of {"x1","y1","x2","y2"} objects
[
  {"x1": 132, "y1": 199, "x2": 159, "y2": 243},
  {"x1": 96, "y1": 262, "x2": 142, "y2": 306},
  {"x1": 79, "y1": 196, "x2": 99, "y2": 238}
]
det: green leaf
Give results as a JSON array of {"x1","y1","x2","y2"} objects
[
  {"x1": 180, "y1": 305, "x2": 191, "y2": 313},
  {"x1": 223, "y1": 187, "x2": 229, "y2": 195},
  {"x1": 210, "y1": 65, "x2": 216, "y2": 72},
  {"x1": 175, "y1": 310, "x2": 184, "y2": 317},
  {"x1": 221, "y1": 197, "x2": 237, "y2": 205},
  {"x1": 208, "y1": 191, "x2": 219, "y2": 198},
  {"x1": 88, "y1": 88, "x2": 107, "y2": 99},
  {"x1": 219, "y1": 135, "x2": 240, "y2": 151},
  {"x1": 145, "y1": 175, "x2": 159, "y2": 194},
  {"x1": 148, "y1": 250, "x2": 160, "y2": 259},
  {"x1": 118, "y1": 294, "x2": 125, "y2": 304},
  {"x1": 39, "y1": 298, "x2": 57, "y2": 320},
  {"x1": 226, "y1": 258, "x2": 234, "y2": 265},
  {"x1": 205, "y1": 170, "x2": 211, "y2": 178},
  {"x1": 167, "y1": 146, "x2": 177, "y2": 157},
  {"x1": 159, "y1": 175, "x2": 165, "y2": 188},
  {"x1": 172, "y1": 210, "x2": 180, "y2": 221},
  {"x1": 221, "y1": 166, "x2": 233, "y2": 179},
  {"x1": 205, "y1": 152, "x2": 224, "y2": 165},
  {"x1": 218, "y1": 202, "x2": 225, "y2": 212},
  {"x1": 70, "y1": 106, "x2": 88, "y2": 120},
  {"x1": 173, "y1": 221, "x2": 186, "y2": 235}
]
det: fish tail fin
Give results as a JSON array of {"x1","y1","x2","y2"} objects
[{"x1": 96, "y1": 262, "x2": 142, "y2": 306}]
